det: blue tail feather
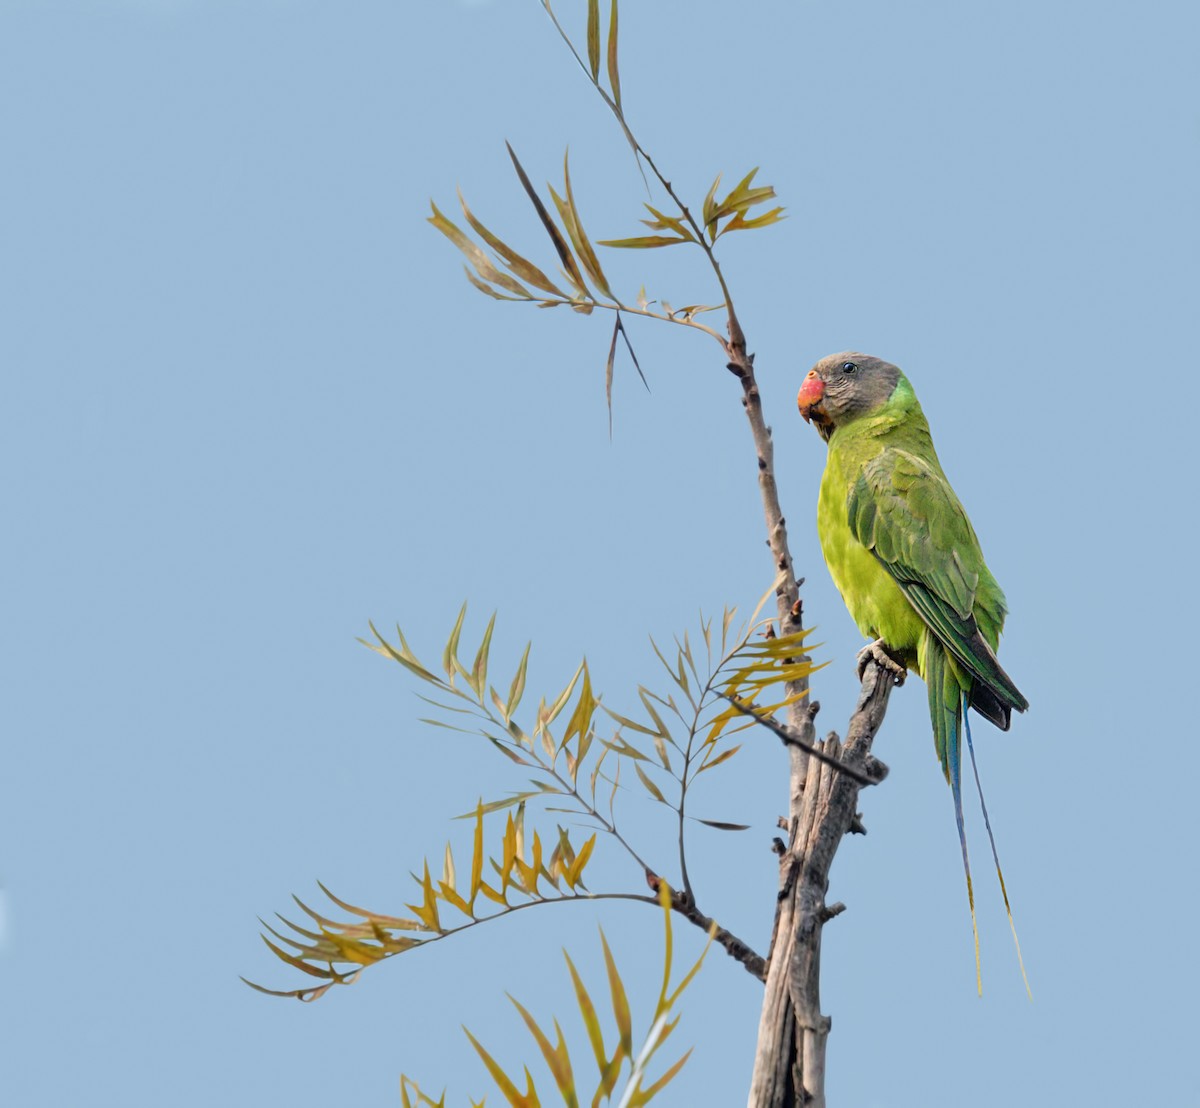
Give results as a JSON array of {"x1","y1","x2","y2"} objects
[
  {"x1": 961, "y1": 694, "x2": 1033, "y2": 999},
  {"x1": 947, "y1": 691, "x2": 981, "y2": 996},
  {"x1": 928, "y1": 641, "x2": 981, "y2": 994}
]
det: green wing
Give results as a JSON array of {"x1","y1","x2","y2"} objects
[{"x1": 846, "y1": 448, "x2": 1028, "y2": 720}]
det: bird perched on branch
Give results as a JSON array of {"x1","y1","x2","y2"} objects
[{"x1": 797, "y1": 351, "x2": 1029, "y2": 994}]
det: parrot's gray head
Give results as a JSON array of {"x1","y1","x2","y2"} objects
[{"x1": 797, "y1": 352, "x2": 903, "y2": 441}]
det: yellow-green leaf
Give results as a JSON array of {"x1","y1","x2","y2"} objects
[
  {"x1": 458, "y1": 187, "x2": 567, "y2": 297},
  {"x1": 405, "y1": 862, "x2": 442, "y2": 933},
  {"x1": 443, "y1": 602, "x2": 468, "y2": 682},
  {"x1": 566, "y1": 833, "x2": 597, "y2": 887},
  {"x1": 561, "y1": 664, "x2": 598, "y2": 752},
  {"x1": 606, "y1": 0, "x2": 621, "y2": 108},
  {"x1": 506, "y1": 642, "x2": 532, "y2": 719},
  {"x1": 630, "y1": 1048, "x2": 693, "y2": 1105},
  {"x1": 634, "y1": 762, "x2": 667, "y2": 804},
  {"x1": 701, "y1": 173, "x2": 722, "y2": 238},
  {"x1": 462, "y1": 265, "x2": 530, "y2": 302},
  {"x1": 600, "y1": 930, "x2": 632, "y2": 1054},
  {"x1": 470, "y1": 611, "x2": 497, "y2": 702},
  {"x1": 506, "y1": 142, "x2": 589, "y2": 299},
  {"x1": 470, "y1": 802, "x2": 484, "y2": 903},
  {"x1": 552, "y1": 153, "x2": 613, "y2": 299},
  {"x1": 438, "y1": 881, "x2": 473, "y2": 917},
  {"x1": 586, "y1": 0, "x2": 601, "y2": 80},
  {"x1": 428, "y1": 202, "x2": 532, "y2": 299},
  {"x1": 698, "y1": 744, "x2": 741, "y2": 774},
  {"x1": 717, "y1": 206, "x2": 787, "y2": 238},
  {"x1": 596, "y1": 234, "x2": 690, "y2": 249},
  {"x1": 464, "y1": 1028, "x2": 525, "y2": 1106},
  {"x1": 544, "y1": 660, "x2": 586, "y2": 729},
  {"x1": 564, "y1": 951, "x2": 607, "y2": 1076},
  {"x1": 363, "y1": 621, "x2": 441, "y2": 684},
  {"x1": 510, "y1": 997, "x2": 577, "y2": 1106}
]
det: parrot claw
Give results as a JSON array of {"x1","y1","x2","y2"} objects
[{"x1": 857, "y1": 640, "x2": 907, "y2": 685}]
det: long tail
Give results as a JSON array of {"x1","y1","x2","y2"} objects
[
  {"x1": 926, "y1": 642, "x2": 981, "y2": 995},
  {"x1": 961, "y1": 695, "x2": 1033, "y2": 1000}
]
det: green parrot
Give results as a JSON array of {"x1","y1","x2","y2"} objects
[{"x1": 797, "y1": 351, "x2": 1028, "y2": 993}]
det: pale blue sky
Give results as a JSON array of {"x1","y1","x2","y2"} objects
[{"x1": 3, "y1": 2, "x2": 1197, "y2": 1105}]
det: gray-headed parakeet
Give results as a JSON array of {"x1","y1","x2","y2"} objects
[{"x1": 798, "y1": 351, "x2": 1028, "y2": 992}]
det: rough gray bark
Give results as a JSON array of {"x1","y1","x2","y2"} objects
[
  {"x1": 726, "y1": 328, "x2": 898, "y2": 1106},
  {"x1": 746, "y1": 665, "x2": 895, "y2": 1107}
]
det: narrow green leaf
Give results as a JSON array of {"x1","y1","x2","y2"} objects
[
  {"x1": 632, "y1": 1048, "x2": 694, "y2": 1105},
  {"x1": 716, "y1": 206, "x2": 787, "y2": 238},
  {"x1": 606, "y1": 0, "x2": 622, "y2": 108},
  {"x1": 597, "y1": 734, "x2": 651, "y2": 762},
  {"x1": 544, "y1": 660, "x2": 586, "y2": 728},
  {"x1": 462, "y1": 259, "x2": 535, "y2": 300},
  {"x1": 510, "y1": 996, "x2": 578, "y2": 1106},
  {"x1": 566, "y1": 833, "x2": 597, "y2": 887},
  {"x1": 458, "y1": 187, "x2": 567, "y2": 297},
  {"x1": 463, "y1": 1028, "x2": 525, "y2": 1106},
  {"x1": 487, "y1": 734, "x2": 533, "y2": 766},
  {"x1": 443, "y1": 602, "x2": 468, "y2": 681},
  {"x1": 259, "y1": 933, "x2": 339, "y2": 977},
  {"x1": 456, "y1": 790, "x2": 547, "y2": 819},
  {"x1": 603, "y1": 707, "x2": 660, "y2": 738},
  {"x1": 439, "y1": 881, "x2": 473, "y2": 917},
  {"x1": 418, "y1": 717, "x2": 476, "y2": 735},
  {"x1": 506, "y1": 142, "x2": 589, "y2": 298},
  {"x1": 634, "y1": 762, "x2": 668, "y2": 805},
  {"x1": 701, "y1": 174, "x2": 722, "y2": 239},
  {"x1": 637, "y1": 687, "x2": 672, "y2": 742},
  {"x1": 656, "y1": 879, "x2": 674, "y2": 1016},
  {"x1": 505, "y1": 641, "x2": 532, "y2": 720},
  {"x1": 721, "y1": 607, "x2": 737, "y2": 653},
  {"x1": 363, "y1": 621, "x2": 442, "y2": 684},
  {"x1": 601, "y1": 930, "x2": 632, "y2": 1055},
  {"x1": 470, "y1": 801, "x2": 484, "y2": 903},
  {"x1": 638, "y1": 204, "x2": 694, "y2": 240},
  {"x1": 718, "y1": 167, "x2": 760, "y2": 212},
  {"x1": 696, "y1": 818, "x2": 751, "y2": 831},
  {"x1": 697, "y1": 744, "x2": 742, "y2": 774},
  {"x1": 596, "y1": 234, "x2": 691, "y2": 249},
  {"x1": 428, "y1": 201, "x2": 532, "y2": 298},
  {"x1": 586, "y1": 0, "x2": 601, "y2": 79},
  {"x1": 240, "y1": 975, "x2": 341, "y2": 1001},
  {"x1": 667, "y1": 917, "x2": 716, "y2": 1008},
  {"x1": 605, "y1": 313, "x2": 618, "y2": 438},
  {"x1": 564, "y1": 951, "x2": 607, "y2": 1077},
  {"x1": 561, "y1": 664, "x2": 598, "y2": 752},
  {"x1": 552, "y1": 153, "x2": 613, "y2": 298},
  {"x1": 616, "y1": 313, "x2": 647, "y2": 392},
  {"x1": 470, "y1": 611, "x2": 497, "y2": 702}
]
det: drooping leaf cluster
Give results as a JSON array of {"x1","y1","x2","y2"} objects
[
  {"x1": 246, "y1": 593, "x2": 819, "y2": 1001},
  {"x1": 399, "y1": 880, "x2": 713, "y2": 1108},
  {"x1": 428, "y1": 0, "x2": 786, "y2": 430}
]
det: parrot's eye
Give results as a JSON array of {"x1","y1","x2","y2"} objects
[{"x1": 841, "y1": 361, "x2": 859, "y2": 375}]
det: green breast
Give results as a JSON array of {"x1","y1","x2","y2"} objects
[{"x1": 817, "y1": 445, "x2": 926, "y2": 668}]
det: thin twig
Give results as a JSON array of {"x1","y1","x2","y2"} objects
[{"x1": 715, "y1": 693, "x2": 886, "y2": 788}]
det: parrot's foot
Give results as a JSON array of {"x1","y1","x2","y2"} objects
[{"x1": 857, "y1": 640, "x2": 907, "y2": 686}]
